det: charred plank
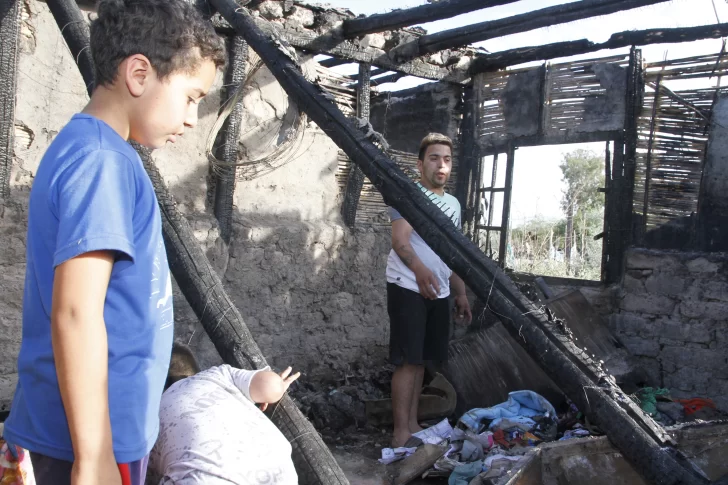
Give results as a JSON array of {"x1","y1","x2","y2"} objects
[
  {"x1": 470, "y1": 23, "x2": 728, "y2": 73},
  {"x1": 341, "y1": 62, "x2": 371, "y2": 227},
  {"x1": 0, "y1": 0, "x2": 20, "y2": 198},
  {"x1": 213, "y1": 36, "x2": 246, "y2": 243},
  {"x1": 343, "y1": 0, "x2": 519, "y2": 38},
  {"x1": 397, "y1": 0, "x2": 669, "y2": 58}
]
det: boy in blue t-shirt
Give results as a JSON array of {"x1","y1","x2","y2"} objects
[{"x1": 3, "y1": 1, "x2": 226, "y2": 484}]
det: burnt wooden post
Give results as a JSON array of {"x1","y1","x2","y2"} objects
[
  {"x1": 43, "y1": 2, "x2": 349, "y2": 483},
  {"x1": 396, "y1": 0, "x2": 669, "y2": 58},
  {"x1": 454, "y1": 84, "x2": 479, "y2": 235},
  {"x1": 342, "y1": 0, "x2": 519, "y2": 38},
  {"x1": 498, "y1": 144, "x2": 515, "y2": 268},
  {"x1": 208, "y1": 3, "x2": 711, "y2": 484},
  {"x1": 642, "y1": 76, "x2": 662, "y2": 233},
  {"x1": 340, "y1": 62, "x2": 371, "y2": 227},
  {"x1": 485, "y1": 154, "x2": 498, "y2": 256},
  {"x1": 0, "y1": 0, "x2": 20, "y2": 199},
  {"x1": 213, "y1": 36, "x2": 247, "y2": 243},
  {"x1": 601, "y1": 141, "x2": 612, "y2": 282},
  {"x1": 623, "y1": 47, "x2": 643, "y2": 248}
]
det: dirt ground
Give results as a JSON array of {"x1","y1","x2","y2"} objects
[{"x1": 324, "y1": 426, "x2": 448, "y2": 485}]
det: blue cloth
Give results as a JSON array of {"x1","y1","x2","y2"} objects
[
  {"x1": 459, "y1": 391, "x2": 557, "y2": 433},
  {"x1": 4, "y1": 114, "x2": 174, "y2": 463},
  {"x1": 448, "y1": 462, "x2": 483, "y2": 485}
]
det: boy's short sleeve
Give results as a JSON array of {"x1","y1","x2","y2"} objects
[
  {"x1": 389, "y1": 206, "x2": 403, "y2": 223},
  {"x1": 52, "y1": 149, "x2": 136, "y2": 267}
]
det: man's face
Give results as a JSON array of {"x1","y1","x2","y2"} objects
[
  {"x1": 129, "y1": 59, "x2": 217, "y2": 149},
  {"x1": 418, "y1": 143, "x2": 452, "y2": 189}
]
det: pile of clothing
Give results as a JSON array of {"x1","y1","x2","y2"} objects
[{"x1": 380, "y1": 391, "x2": 567, "y2": 483}]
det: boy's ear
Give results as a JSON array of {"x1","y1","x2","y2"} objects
[{"x1": 123, "y1": 54, "x2": 154, "y2": 98}]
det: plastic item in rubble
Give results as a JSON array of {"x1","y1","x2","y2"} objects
[
  {"x1": 559, "y1": 428, "x2": 591, "y2": 441},
  {"x1": 378, "y1": 446, "x2": 418, "y2": 465},
  {"x1": 412, "y1": 418, "x2": 453, "y2": 445}
]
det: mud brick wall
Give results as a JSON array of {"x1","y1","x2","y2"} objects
[{"x1": 610, "y1": 248, "x2": 728, "y2": 410}]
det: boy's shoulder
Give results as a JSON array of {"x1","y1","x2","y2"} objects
[{"x1": 51, "y1": 114, "x2": 139, "y2": 163}]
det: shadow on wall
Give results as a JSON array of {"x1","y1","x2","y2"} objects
[{"x1": 167, "y1": 164, "x2": 393, "y2": 388}]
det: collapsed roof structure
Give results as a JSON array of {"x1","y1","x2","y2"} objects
[{"x1": 2, "y1": 0, "x2": 728, "y2": 484}]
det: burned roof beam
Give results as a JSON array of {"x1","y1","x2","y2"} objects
[
  {"x1": 209, "y1": 11, "x2": 464, "y2": 81},
  {"x1": 350, "y1": 67, "x2": 389, "y2": 80},
  {"x1": 247, "y1": 16, "x2": 456, "y2": 81},
  {"x1": 394, "y1": 0, "x2": 670, "y2": 58},
  {"x1": 342, "y1": 0, "x2": 520, "y2": 38},
  {"x1": 470, "y1": 22, "x2": 728, "y2": 73},
  {"x1": 370, "y1": 72, "x2": 407, "y2": 86},
  {"x1": 318, "y1": 57, "x2": 353, "y2": 68},
  {"x1": 208, "y1": 2, "x2": 710, "y2": 484}
]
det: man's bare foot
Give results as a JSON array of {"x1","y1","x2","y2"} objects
[
  {"x1": 409, "y1": 422, "x2": 424, "y2": 434},
  {"x1": 392, "y1": 429, "x2": 412, "y2": 448}
]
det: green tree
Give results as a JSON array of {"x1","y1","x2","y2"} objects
[{"x1": 559, "y1": 149, "x2": 604, "y2": 273}]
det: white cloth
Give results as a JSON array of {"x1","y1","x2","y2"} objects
[
  {"x1": 385, "y1": 184, "x2": 462, "y2": 298},
  {"x1": 149, "y1": 365, "x2": 297, "y2": 485}
]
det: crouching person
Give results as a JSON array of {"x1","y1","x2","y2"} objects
[{"x1": 149, "y1": 344, "x2": 300, "y2": 484}]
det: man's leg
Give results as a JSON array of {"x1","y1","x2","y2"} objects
[
  {"x1": 408, "y1": 365, "x2": 425, "y2": 433},
  {"x1": 387, "y1": 283, "x2": 428, "y2": 447},
  {"x1": 391, "y1": 363, "x2": 419, "y2": 447}
]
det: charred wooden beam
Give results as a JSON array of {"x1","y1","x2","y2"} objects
[
  {"x1": 44, "y1": 2, "x2": 349, "y2": 483},
  {"x1": 341, "y1": 63, "x2": 371, "y2": 227},
  {"x1": 209, "y1": 3, "x2": 708, "y2": 484},
  {"x1": 45, "y1": 0, "x2": 95, "y2": 92},
  {"x1": 370, "y1": 71, "x2": 406, "y2": 86},
  {"x1": 211, "y1": 13, "x2": 458, "y2": 81},
  {"x1": 470, "y1": 23, "x2": 728, "y2": 73},
  {"x1": 350, "y1": 66, "x2": 388, "y2": 81},
  {"x1": 213, "y1": 36, "x2": 246, "y2": 243},
  {"x1": 0, "y1": 0, "x2": 20, "y2": 199},
  {"x1": 319, "y1": 56, "x2": 352, "y2": 68},
  {"x1": 395, "y1": 0, "x2": 669, "y2": 58},
  {"x1": 342, "y1": 0, "x2": 520, "y2": 38}
]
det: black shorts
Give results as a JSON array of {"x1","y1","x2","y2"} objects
[{"x1": 387, "y1": 282, "x2": 451, "y2": 366}]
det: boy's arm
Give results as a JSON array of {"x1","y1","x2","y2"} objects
[
  {"x1": 52, "y1": 250, "x2": 122, "y2": 485},
  {"x1": 249, "y1": 367, "x2": 301, "y2": 408},
  {"x1": 391, "y1": 218, "x2": 440, "y2": 299}
]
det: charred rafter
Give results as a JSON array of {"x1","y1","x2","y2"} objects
[
  {"x1": 342, "y1": 0, "x2": 520, "y2": 38},
  {"x1": 470, "y1": 23, "x2": 728, "y2": 74}
]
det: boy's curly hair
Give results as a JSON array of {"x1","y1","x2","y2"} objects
[{"x1": 91, "y1": 0, "x2": 227, "y2": 88}]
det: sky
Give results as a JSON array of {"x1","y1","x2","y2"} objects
[{"x1": 317, "y1": 0, "x2": 728, "y2": 225}]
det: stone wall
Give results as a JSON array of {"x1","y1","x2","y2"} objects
[{"x1": 610, "y1": 248, "x2": 728, "y2": 410}]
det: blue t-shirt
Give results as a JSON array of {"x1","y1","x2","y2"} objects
[{"x1": 4, "y1": 114, "x2": 174, "y2": 463}]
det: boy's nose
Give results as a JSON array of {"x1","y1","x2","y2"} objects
[{"x1": 185, "y1": 106, "x2": 199, "y2": 129}]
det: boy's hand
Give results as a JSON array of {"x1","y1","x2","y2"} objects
[
  {"x1": 72, "y1": 455, "x2": 122, "y2": 485},
  {"x1": 258, "y1": 367, "x2": 301, "y2": 412}
]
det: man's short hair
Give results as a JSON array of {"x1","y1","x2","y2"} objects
[
  {"x1": 165, "y1": 342, "x2": 201, "y2": 390},
  {"x1": 91, "y1": 0, "x2": 227, "y2": 88},
  {"x1": 418, "y1": 133, "x2": 453, "y2": 162}
]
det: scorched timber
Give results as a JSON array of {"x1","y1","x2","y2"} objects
[
  {"x1": 397, "y1": 0, "x2": 670, "y2": 57},
  {"x1": 44, "y1": 1, "x2": 349, "y2": 483},
  {"x1": 209, "y1": 2, "x2": 710, "y2": 484},
  {"x1": 342, "y1": 0, "x2": 520, "y2": 38},
  {"x1": 470, "y1": 23, "x2": 728, "y2": 73}
]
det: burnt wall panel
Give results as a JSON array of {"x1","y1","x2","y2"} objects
[
  {"x1": 370, "y1": 82, "x2": 463, "y2": 153},
  {"x1": 501, "y1": 68, "x2": 541, "y2": 137}
]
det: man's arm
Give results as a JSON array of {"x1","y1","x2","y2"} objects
[
  {"x1": 392, "y1": 219, "x2": 440, "y2": 299},
  {"x1": 51, "y1": 251, "x2": 122, "y2": 485},
  {"x1": 449, "y1": 272, "x2": 472, "y2": 325}
]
